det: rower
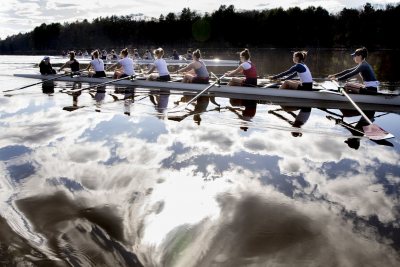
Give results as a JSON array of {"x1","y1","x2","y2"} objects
[
  {"x1": 109, "y1": 49, "x2": 118, "y2": 60},
  {"x1": 59, "y1": 51, "x2": 80, "y2": 73},
  {"x1": 106, "y1": 48, "x2": 135, "y2": 79},
  {"x1": 133, "y1": 48, "x2": 141, "y2": 59},
  {"x1": 39, "y1": 56, "x2": 56, "y2": 75},
  {"x1": 172, "y1": 49, "x2": 180, "y2": 60},
  {"x1": 186, "y1": 49, "x2": 193, "y2": 60},
  {"x1": 269, "y1": 51, "x2": 313, "y2": 90},
  {"x1": 147, "y1": 48, "x2": 171, "y2": 81},
  {"x1": 176, "y1": 49, "x2": 209, "y2": 84},
  {"x1": 85, "y1": 50, "x2": 106, "y2": 78},
  {"x1": 101, "y1": 49, "x2": 108, "y2": 60},
  {"x1": 225, "y1": 49, "x2": 257, "y2": 87},
  {"x1": 143, "y1": 49, "x2": 153, "y2": 60},
  {"x1": 328, "y1": 47, "x2": 379, "y2": 95}
]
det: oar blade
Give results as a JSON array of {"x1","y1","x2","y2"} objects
[{"x1": 362, "y1": 124, "x2": 394, "y2": 140}]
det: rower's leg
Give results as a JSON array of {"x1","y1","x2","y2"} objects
[
  {"x1": 280, "y1": 80, "x2": 300, "y2": 89},
  {"x1": 147, "y1": 74, "x2": 157, "y2": 81},
  {"x1": 228, "y1": 77, "x2": 244, "y2": 86},
  {"x1": 182, "y1": 74, "x2": 194, "y2": 83}
]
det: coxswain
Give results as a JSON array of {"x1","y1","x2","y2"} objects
[{"x1": 39, "y1": 56, "x2": 56, "y2": 75}]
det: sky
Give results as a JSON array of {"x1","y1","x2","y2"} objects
[{"x1": 1, "y1": 0, "x2": 399, "y2": 39}]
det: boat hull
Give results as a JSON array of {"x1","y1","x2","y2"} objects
[{"x1": 13, "y1": 74, "x2": 400, "y2": 108}]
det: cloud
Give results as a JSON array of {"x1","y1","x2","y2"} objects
[
  {"x1": 256, "y1": 3, "x2": 270, "y2": 8},
  {"x1": 2, "y1": 0, "x2": 400, "y2": 38},
  {"x1": 54, "y1": 3, "x2": 79, "y2": 9}
]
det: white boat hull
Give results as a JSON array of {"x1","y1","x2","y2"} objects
[{"x1": 13, "y1": 74, "x2": 400, "y2": 108}]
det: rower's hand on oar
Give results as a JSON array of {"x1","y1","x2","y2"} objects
[
  {"x1": 267, "y1": 76, "x2": 280, "y2": 82},
  {"x1": 328, "y1": 75, "x2": 335, "y2": 80},
  {"x1": 329, "y1": 77, "x2": 339, "y2": 84}
]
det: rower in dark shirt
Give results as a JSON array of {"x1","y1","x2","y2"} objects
[
  {"x1": 59, "y1": 51, "x2": 80, "y2": 73},
  {"x1": 39, "y1": 56, "x2": 56, "y2": 75},
  {"x1": 329, "y1": 47, "x2": 379, "y2": 94},
  {"x1": 172, "y1": 50, "x2": 180, "y2": 60}
]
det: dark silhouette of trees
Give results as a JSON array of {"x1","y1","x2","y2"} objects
[
  {"x1": 32, "y1": 23, "x2": 61, "y2": 50},
  {"x1": 1, "y1": 3, "x2": 399, "y2": 54}
]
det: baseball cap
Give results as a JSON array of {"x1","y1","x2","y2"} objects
[{"x1": 350, "y1": 47, "x2": 368, "y2": 58}]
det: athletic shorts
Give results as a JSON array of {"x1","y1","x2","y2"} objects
[
  {"x1": 242, "y1": 78, "x2": 258, "y2": 87},
  {"x1": 298, "y1": 83, "x2": 313, "y2": 90},
  {"x1": 192, "y1": 76, "x2": 209, "y2": 84},
  {"x1": 156, "y1": 75, "x2": 171, "y2": 81},
  {"x1": 94, "y1": 71, "x2": 106, "y2": 78}
]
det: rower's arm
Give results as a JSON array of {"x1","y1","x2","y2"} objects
[
  {"x1": 177, "y1": 62, "x2": 194, "y2": 73},
  {"x1": 272, "y1": 64, "x2": 298, "y2": 79},
  {"x1": 333, "y1": 66, "x2": 357, "y2": 79},
  {"x1": 337, "y1": 65, "x2": 361, "y2": 81},
  {"x1": 85, "y1": 63, "x2": 92, "y2": 71},
  {"x1": 59, "y1": 60, "x2": 73, "y2": 71},
  {"x1": 106, "y1": 62, "x2": 120, "y2": 71},
  {"x1": 282, "y1": 72, "x2": 297, "y2": 81},
  {"x1": 59, "y1": 63, "x2": 66, "y2": 71},
  {"x1": 147, "y1": 65, "x2": 156, "y2": 75},
  {"x1": 226, "y1": 65, "x2": 244, "y2": 76}
]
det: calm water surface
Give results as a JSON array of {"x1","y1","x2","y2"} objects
[{"x1": 1, "y1": 52, "x2": 400, "y2": 266}]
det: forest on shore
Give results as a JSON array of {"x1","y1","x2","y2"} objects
[{"x1": 1, "y1": 3, "x2": 400, "y2": 54}]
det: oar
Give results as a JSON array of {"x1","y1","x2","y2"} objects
[
  {"x1": 69, "y1": 75, "x2": 135, "y2": 93},
  {"x1": 3, "y1": 72, "x2": 73, "y2": 93},
  {"x1": 168, "y1": 72, "x2": 225, "y2": 113},
  {"x1": 331, "y1": 80, "x2": 394, "y2": 140}
]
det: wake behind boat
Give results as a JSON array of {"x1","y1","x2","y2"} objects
[{"x1": 13, "y1": 73, "x2": 400, "y2": 109}]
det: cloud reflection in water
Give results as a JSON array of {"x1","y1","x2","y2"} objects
[{"x1": 0, "y1": 85, "x2": 400, "y2": 266}]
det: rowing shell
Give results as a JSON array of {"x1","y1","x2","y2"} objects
[
  {"x1": 13, "y1": 74, "x2": 400, "y2": 108},
  {"x1": 48, "y1": 58, "x2": 239, "y2": 66}
]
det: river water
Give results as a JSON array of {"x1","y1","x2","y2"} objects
[{"x1": 0, "y1": 51, "x2": 400, "y2": 267}]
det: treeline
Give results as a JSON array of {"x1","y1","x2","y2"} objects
[{"x1": 1, "y1": 3, "x2": 400, "y2": 54}]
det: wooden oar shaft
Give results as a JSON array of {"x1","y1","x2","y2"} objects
[
  {"x1": 340, "y1": 88, "x2": 373, "y2": 124},
  {"x1": 186, "y1": 73, "x2": 226, "y2": 106}
]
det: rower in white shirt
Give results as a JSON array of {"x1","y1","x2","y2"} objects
[
  {"x1": 106, "y1": 48, "x2": 135, "y2": 79},
  {"x1": 147, "y1": 48, "x2": 171, "y2": 81}
]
